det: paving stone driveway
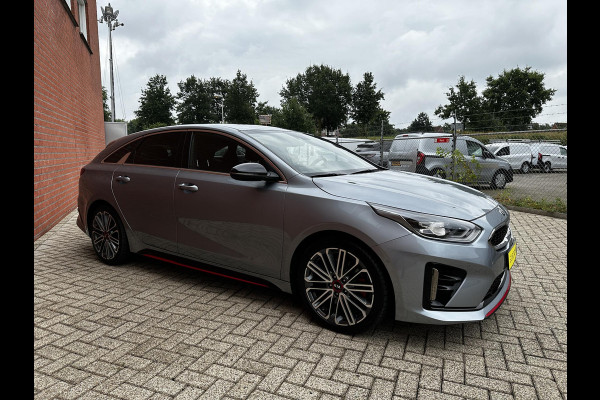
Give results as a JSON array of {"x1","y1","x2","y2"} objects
[{"x1": 34, "y1": 209, "x2": 566, "y2": 400}]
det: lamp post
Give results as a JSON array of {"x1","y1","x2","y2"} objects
[
  {"x1": 99, "y1": 3, "x2": 124, "y2": 122},
  {"x1": 214, "y1": 94, "x2": 224, "y2": 123}
]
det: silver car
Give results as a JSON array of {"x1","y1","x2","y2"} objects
[
  {"x1": 388, "y1": 133, "x2": 514, "y2": 189},
  {"x1": 77, "y1": 124, "x2": 517, "y2": 333}
]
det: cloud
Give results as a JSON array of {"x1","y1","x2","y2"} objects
[{"x1": 99, "y1": 0, "x2": 567, "y2": 127}]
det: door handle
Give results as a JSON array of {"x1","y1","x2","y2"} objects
[
  {"x1": 116, "y1": 175, "x2": 130, "y2": 183},
  {"x1": 178, "y1": 183, "x2": 198, "y2": 192}
]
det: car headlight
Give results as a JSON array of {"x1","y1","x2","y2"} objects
[{"x1": 369, "y1": 203, "x2": 482, "y2": 243}]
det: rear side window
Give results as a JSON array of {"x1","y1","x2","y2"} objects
[
  {"x1": 496, "y1": 146, "x2": 510, "y2": 156},
  {"x1": 127, "y1": 132, "x2": 185, "y2": 167},
  {"x1": 103, "y1": 141, "x2": 139, "y2": 163}
]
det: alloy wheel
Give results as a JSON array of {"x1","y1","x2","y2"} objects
[
  {"x1": 303, "y1": 247, "x2": 375, "y2": 327},
  {"x1": 91, "y1": 210, "x2": 121, "y2": 261}
]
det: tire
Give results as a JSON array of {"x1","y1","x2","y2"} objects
[
  {"x1": 543, "y1": 162, "x2": 552, "y2": 173},
  {"x1": 294, "y1": 238, "x2": 390, "y2": 334},
  {"x1": 431, "y1": 168, "x2": 446, "y2": 179},
  {"x1": 89, "y1": 205, "x2": 130, "y2": 265},
  {"x1": 491, "y1": 171, "x2": 507, "y2": 189},
  {"x1": 520, "y1": 162, "x2": 530, "y2": 174}
]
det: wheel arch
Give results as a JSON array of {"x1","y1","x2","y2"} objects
[{"x1": 288, "y1": 230, "x2": 396, "y2": 314}]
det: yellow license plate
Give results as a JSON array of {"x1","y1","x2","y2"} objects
[{"x1": 508, "y1": 243, "x2": 517, "y2": 269}]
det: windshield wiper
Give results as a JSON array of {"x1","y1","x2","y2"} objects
[
  {"x1": 310, "y1": 173, "x2": 345, "y2": 178},
  {"x1": 350, "y1": 168, "x2": 379, "y2": 175}
]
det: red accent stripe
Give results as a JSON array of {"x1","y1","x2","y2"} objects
[
  {"x1": 142, "y1": 254, "x2": 270, "y2": 288},
  {"x1": 486, "y1": 273, "x2": 511, "y2": 317}
]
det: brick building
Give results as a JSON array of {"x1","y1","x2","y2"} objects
[{"x1": 34, "y1": 0, "x2": 105, "y2": 241}]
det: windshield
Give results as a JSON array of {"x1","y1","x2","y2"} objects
[{"x1": 245, "y1": 129, "x2": 377, "y2": 177}]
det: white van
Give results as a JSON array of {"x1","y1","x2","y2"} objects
[
  {"x1": 485, "y1": 141, "x2": 534, "y2": 173},
  {"x1": 529, "y1": 142, "x2": 567, "y2": 172}
]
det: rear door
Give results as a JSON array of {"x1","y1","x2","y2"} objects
[
  {"x1": 388, "y1": 136, "x2": 420, "y2": 171},
  {"x1": 111, "y1": 131, "x2": 186, "y2": 253}
]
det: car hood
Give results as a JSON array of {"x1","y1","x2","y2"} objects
[{"x1": 313, "y1": 170, "x2": 498, "y2": 221}]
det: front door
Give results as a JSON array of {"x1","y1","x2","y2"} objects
[{"x1": 174, "y1": 131, "x2": 287, "y2": 278}]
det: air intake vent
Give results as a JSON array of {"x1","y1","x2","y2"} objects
[
  {"x1": 489, "y1": 225, "x2": 509, "y2": 247},
  {"x1": 423, "y1": 263, "x2": 467, "y2": 309}
]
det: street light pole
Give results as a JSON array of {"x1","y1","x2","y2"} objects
[
  {"x1": 214, "y1": 94, "x2": 224, "y2": 123},
  {"x1": 99, "y1": 3, "x2": 124, "y2": 122}
]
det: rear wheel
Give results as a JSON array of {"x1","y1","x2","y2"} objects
[
  {"x1": 431, "y1": 168, "x2": 446, "y2": 179},
  {"x1": 294, "y1": 239, "x2": 390, "y2": 334},
  {"x1": 542, "y1": 162, "x2": 552, "y2": 173},
  {"x1": 520, "y1": 162, "x2": 530, "y2": 174},
  {"x1": 89, "y1": 206, "x2": 130, "y2": 265}
]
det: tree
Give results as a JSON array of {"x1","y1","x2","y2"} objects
[
  {"x1": 175, "y1": 75, "x2": 213, "y2": 124},
  {"x1": 350, "y1": 72, "x2": 385, "y2": 135},
  {"x1": 407, "y1": 112, "x2": 434, "y2": 131},
  {"x1": 134, "y1": 74, "x2": 176, "y2": 129},
  {"x1": 280, "y1": 64, "x2": 352, "y2": 134},
  {"x1": 276, "y1": 98, "x2": 316, "y2": 133},
  {"x1": 225, "y1": 70, "x2": 258, "y2": 124},
  {"x1": 482, "y1": 66, "x2": 556, "y2": 131},
  {"x1": 102, "y1": 86, "x2": 111, "y2": 121},
  {"x1": 434, "y1": 76, "x2": 485, "y2": 130}
]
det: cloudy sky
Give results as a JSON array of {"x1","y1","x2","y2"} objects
[{"x1": 96, "y1": 0, "x2": 567, "y2": 129}]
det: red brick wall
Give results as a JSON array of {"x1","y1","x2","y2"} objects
[{"x1": 34, "y1": 0, "x2": 105, "y2": 241}]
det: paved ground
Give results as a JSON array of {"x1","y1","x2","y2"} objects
[{"x1": 34, "y1": 209, "x2": 566, "y2": 400}]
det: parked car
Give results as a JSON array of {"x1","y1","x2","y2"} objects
[
  {"x1": 322, "y1": 136, "x2": 376, "y2": 152},
  {"x1": 485, "y1": 141, "x2": 534, "y2": 173},
  {"x1": 78, "y1": 124, "x2": 516, "y2": 333},
  {"x1": 529, "y1": 142, "x2": 567, "y2": 172},
  {"x1": 355, "y1": 140, "x2": 392, "y2": 167},
  {"x1": 388, "y1": 133, "x2": 514, "y2": 189}
]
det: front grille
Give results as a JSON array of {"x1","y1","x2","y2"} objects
[{"x1": 489, "y1": 224, "x2": 509, "y2": 247}]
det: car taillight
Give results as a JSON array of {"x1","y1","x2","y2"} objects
[
  {"x1": 537, "y1": 153, "x2": 542, "y2": 161},
  {"x1": 416, "y1": 151, "x2": 425, "y2": 165}
]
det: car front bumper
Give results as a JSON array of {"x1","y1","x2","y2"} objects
[{"x1": 375, "y1": 211, "x2": 515, "y2": 325}]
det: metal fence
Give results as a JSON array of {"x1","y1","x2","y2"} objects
[{"x1": 333, "y1": 130, "x2": 567, "y2": 213}]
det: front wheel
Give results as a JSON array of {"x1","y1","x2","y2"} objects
[
  {"x1": 89, "y1": 206, "x2": 130, "y2": 265},
  {"x1": 294, "y1": 239, "x2": 390, "y2": 334},
  {"x1": 491, "y1": 171, "x2": 507, "y2": 189}
]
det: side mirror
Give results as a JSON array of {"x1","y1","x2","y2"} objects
[{"x1": 230, "y1": 162, "x2": 280, "y2": 182}]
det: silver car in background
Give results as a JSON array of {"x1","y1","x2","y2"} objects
[
  {"x1": 355, "y1": 140, "x2": 392, "y2": 167},
  {"x1": 78, "y1": 124, "x2": 516, "y2": 333},
  {"x1": 388, "y1": 133, "x2": 514, "y2": 189}
]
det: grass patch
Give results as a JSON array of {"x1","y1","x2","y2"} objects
[{"x1": 493, "y1": 190, "x2": 567, "y2": 214}]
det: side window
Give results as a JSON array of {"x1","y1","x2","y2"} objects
[
  {"x1": 496, "y1": 146, "x2": 510, "y2": 156},
  {"x1": 560, "y1": 147, "x2": 567, "y2": 156},
  {"x1": 189, "y1": 132, "x2": 266, "y2": 173},
  {"x1": 127, "y1": 132, "x2": 184, "y2": 167},
  {"x1": 466, "y1": 141, "x2": 483, "y2": 157},
  {"x1": 103, "y1": 141, "x2": 139, "y2": 163}
]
